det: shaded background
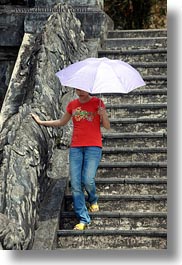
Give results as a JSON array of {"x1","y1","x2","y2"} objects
[{"x1": 104, "y1": 0, "x2": 167, "y2": 29}]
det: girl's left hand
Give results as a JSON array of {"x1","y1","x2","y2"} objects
[
  {"x1": 98, "y1": 107, "x2": 106, "y2": 117},
  {"x1": 98, "y1": 107, "x2": 110, "y2": 129}
]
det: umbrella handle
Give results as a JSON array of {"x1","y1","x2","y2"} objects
[
  {"x1": 99, "y1": 97, "x2": 101, "y2": 109},
  {"x1": 99, "y1": 93, "x2": 102, "y2": 109},
  {"x1": 98, "y1": 94, "x2": 106, "y2": 110},
  {"x1": 98, "y1": 95, "x2": 105, "y2": 122}
]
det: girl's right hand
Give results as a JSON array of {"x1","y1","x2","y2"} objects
[{"x1": 31, "y1": 113, "x2": 42, "y2": 124}]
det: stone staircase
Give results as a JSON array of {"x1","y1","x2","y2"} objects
[{"x1": 56, "y1": 29, "x2": 167, "y2": 250}]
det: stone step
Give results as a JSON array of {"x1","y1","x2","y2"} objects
[
  {"x1": 60, "y1": 211, "x2": 167, "y2": 231},
  {"x1": 131, "y1": 62, "x2": 167, "y2": 76},
  {"x1": 99, "y1": 89, "x2": 167, "y2": 104},
  {"x1": 97, "y1": 161, "x2": 167, "y2": 179},
  {"x1": 96, "y1": 177, "x2": 167, "y2": 184},
  {"x1": 57, "y1": 229, "x2": 167, "y2": 249},
  {"x1": 101, "y1": 147, "x2": 167, "y2": 163},
  {"x1": 143, "y1": 75, "x2": 167, "y2": 86},
  {"x1": 108, "y1": 117, "x2": 167, "y2": 133},
  {"x1": 57, "y1": 228, "x2": 167, "y2": 249},
  {"x1": 98, "y1": 54, "x2": 167, "y2": 75},
  {"x1": 98, "y1": 161, "x2": 167, "y2": 169},
  {"x1": 98, "y1": 48, "x2": 167, "y2": 62},
  {"x1": 95, "y1": 177, "x2": 167, "y2": 196},
  {"x1": 105, "y1": 103, "x2": 167, "y2": 119},
  {"x1": 107, "y1": 29, "x2": 167, "y2": 39},
  {"x1": 102, "y1": 132, "x2": 167, "y2": 148},
  {"x1": 106, "y1": 103, "x2": 167, "y2": 109},
  {"x1": 97, "y1": 165, "x2": 166, "y2": 180},
  {"x1": 144, "y1": 75, "x2": 167, "y2": 81},
  {"x1": 64, "y1": 194, "x2": 167, "y2": 213},
  {"x1": 67, "y1": 177, "x2": 167, "y2": 195},
  {"x1": 102, "y1": 37, "x2": 167, "y2": 50}
]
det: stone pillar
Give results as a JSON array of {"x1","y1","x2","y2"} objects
[{"x1": 34, "y1": 1, "x2": 113, "y2": 40}]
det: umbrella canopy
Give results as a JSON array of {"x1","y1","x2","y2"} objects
[{"x1": 56, "y1": 57, "x2": 145, "y2": 94}]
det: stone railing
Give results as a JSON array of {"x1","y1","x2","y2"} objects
[{"x1": 0, "y1": 3, "x2": 89, "y2": 249}]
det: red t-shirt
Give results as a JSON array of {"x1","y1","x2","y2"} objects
[{"x1": 66, "y1": 97, "x2": 105, "y2": 147}]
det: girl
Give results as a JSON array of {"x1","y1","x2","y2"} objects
[{"x1": 31, "y1": 89, "x2": 110, "y2": 230}]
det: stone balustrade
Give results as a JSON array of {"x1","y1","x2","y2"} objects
[{"x1": 0, "y1": 3, "x2": 88, "y2": 249}]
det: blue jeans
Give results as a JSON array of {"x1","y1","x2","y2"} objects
[{"x1": 69, "y1": 146, "x2": 102, "y2": 224}]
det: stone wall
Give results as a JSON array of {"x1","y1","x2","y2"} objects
[
  {"x1": 0, "y1": 3, "x2": 89, "y2": 249},
  {"x1": 35, "y1": 0, "x2": 104, "y2": 8}
]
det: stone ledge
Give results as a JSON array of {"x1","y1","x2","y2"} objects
[
  {"x1": 32, "y1": 177, "x2": 67, "y2": 250},
  {"x1": 57, "y1": 229, "x2": 167, "y2": 237}
]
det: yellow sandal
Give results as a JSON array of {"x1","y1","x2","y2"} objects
[
  {"x1": 89, "y1": 203, "x2": 99, "y2": 212},
  {"x1": 73, "y1": 223, "x2": 87, "y2": 230}
]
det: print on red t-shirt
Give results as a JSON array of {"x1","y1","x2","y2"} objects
[{"x1": 66, "y1": 97, "x2": 105, "y2": 147}]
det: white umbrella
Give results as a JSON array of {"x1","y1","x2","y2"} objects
[{"x1": 56, "y1": 57, "x2": 145, "y2": 94}]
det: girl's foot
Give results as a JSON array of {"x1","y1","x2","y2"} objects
[
  {"x1": 89, "y1": 203, "x2": 99, "y2": 212},
  {"x1": 73, "y1": 223, "x2": 87, "y2": 230}
]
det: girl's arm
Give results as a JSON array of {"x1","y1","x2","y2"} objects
[
  {"x1": 31, "y1": 112, "x2": 72, "y2": 127},
  {"x1": 98, "y1": 107, "x2": 110, "y2": 130}
]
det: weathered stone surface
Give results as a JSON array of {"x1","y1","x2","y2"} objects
[
  {"x1": 58, "y1": 234, "x2": 167, "y2": 249},
  {"x1": 106, "y1": 106, "x2": 167, "y2": 119},
  {"x1": 107, "y1": 29, "x2": 167, "y2": 39},
  {"x1": 0, "y1": 213, "x2": 25, "y2": 249},
  {"x1": 97, "y1": 167, "x2": 167, "y2": 179},
  {"x1": 96, "y1": 183, "x2": 167, "y2": 196},
  {"x1": 108, "y1": 119, "x2": 167, "y2": 133},
  {"x1": 35, "y1": 0, "x2": 104, "y2": 7},
  {"x1": 134, "y1": 64, "x2": 167, "y2": 76},
  {"x1": 0, "y1": 10, "x2": 24, "y2": 46},
  {"x1": 75, "y1": 5, "x2": 114, "y2": 40},
  {"x1": 32, "y1": 178, "x2": 67, "y2": 250},
  {"x1": 102, "y1": 134, "x2": 167, "y2": 149},
  {"x1": 100, "y1": 91, "x2": 167, "y2": 105},
  {"x1": 61, "y1": 215, "x2": 167, "y2": 231},
  {"x1": 25, "y1": 2, "x2": 114, "y2": 39},
  {"x1": 103, "y1": 37, "x2": 167, "y2": 51},
  {"x1": 101, "y1": 150, "x2": 167, "y2": 162},
  {"x1": 99, "y1": 50, "x2": 167, "y2": 62},
  {"x1": 65, "y1": 198, "x2": 167, "y2": 213},
  {"x1": 0, "y1": 3, "x2": 88, "y2": 249},
  {"x1": 0, "y1": 60, "x2": 16, "y2": 110}
]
